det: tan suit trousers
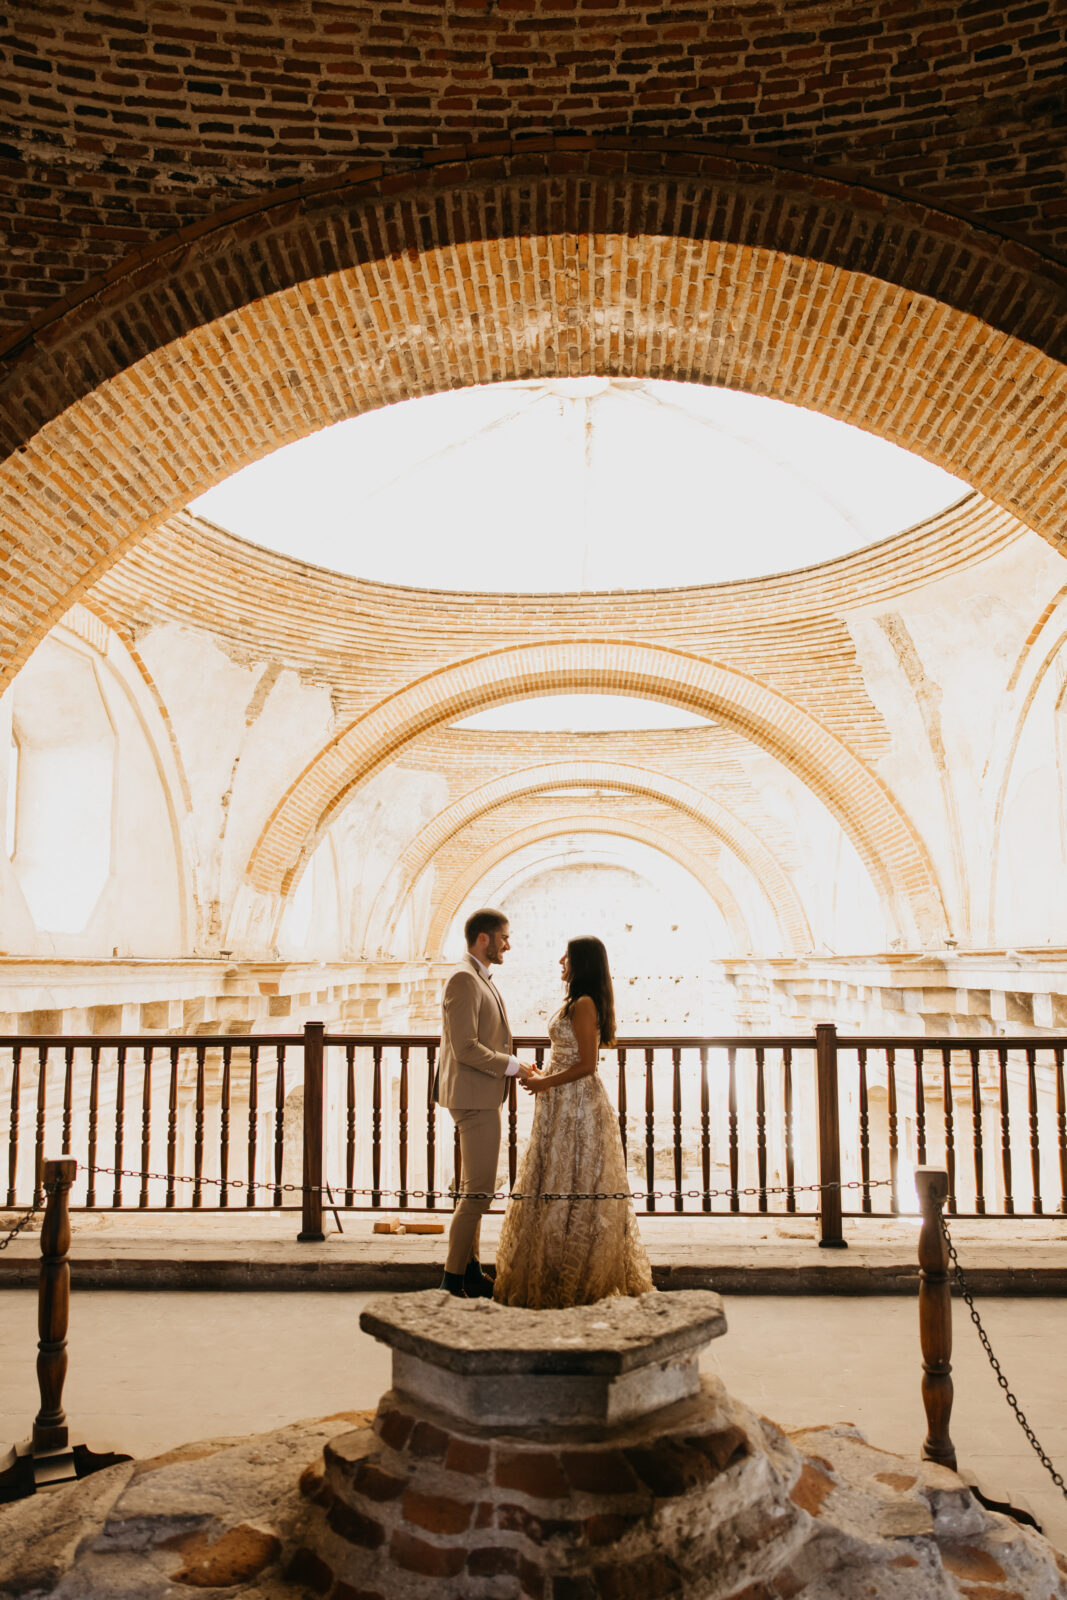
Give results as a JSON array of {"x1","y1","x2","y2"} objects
[{"x1": 445, "y1": 1104, "x2": 502, "y2": 1274}]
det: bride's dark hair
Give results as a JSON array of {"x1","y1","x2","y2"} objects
[{"x1": 562, "y1": 936, "x2": 616, "y2": 1046}]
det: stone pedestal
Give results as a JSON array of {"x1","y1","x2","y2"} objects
[
  {"x1": 296, "y1": 1289, "x2": 1067, "y2": 1600},
  {"x1": 302, "y1": 1289, "x2": 789, "y2": 1598}
]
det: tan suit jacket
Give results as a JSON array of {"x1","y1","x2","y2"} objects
[{"x1": 436, "y1": 954, "x2": 513, "y2": 1110}]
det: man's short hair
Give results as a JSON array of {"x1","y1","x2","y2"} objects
[{"x1": 464, "y1": 908, "x2": 508, "y2": 947}]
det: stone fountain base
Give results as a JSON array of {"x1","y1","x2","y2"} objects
[
  {"x1": 0, "y1": 1291, "x2": 1065, "y2": 1598},
  {"x1": 291, "y1": 1290, "x2": 1067, "y2": 1600}
]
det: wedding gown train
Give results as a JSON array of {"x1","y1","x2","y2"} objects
[{"x1": 493, "y1": 1008, "x2": 654, "y2": 1308}]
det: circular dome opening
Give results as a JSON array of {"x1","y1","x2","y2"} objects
[{"x1": 192, "y1": 379, "x2": 968, "y2": 593}]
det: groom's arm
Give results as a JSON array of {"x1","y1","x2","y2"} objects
[{"x1": 443, "y1": 971, "x2": 513, "y2": 1078}]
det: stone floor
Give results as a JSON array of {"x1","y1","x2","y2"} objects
[
  {"x1": 1, "y1": 1206, "x2": 1065, "y2": 1292},
  {"x1": 0, "y1": 1282, "x2": 1064, "y2": 1552}
]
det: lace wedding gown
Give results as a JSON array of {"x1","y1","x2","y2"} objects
[{"x1": 493, "y1": 1007, "x2": 654, "y2": 1308}]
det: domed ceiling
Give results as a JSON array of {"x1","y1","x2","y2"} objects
[{"x1": 192, "y1": 379, "x2": 968, "y2": 594}]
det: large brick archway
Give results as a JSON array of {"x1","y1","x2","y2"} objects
[
  {"x1": 240, "y1": 640, "x2": 947, "y2": 945},
  {"x1": 363, "y1": 761, "x2": 812, "y2": 955},
  {"x1": 2, "y1": 152, "x2": 1066, "y2": 685},
  {"x1": 422, "y1": 815, "x2": 755, "y2": 958}
]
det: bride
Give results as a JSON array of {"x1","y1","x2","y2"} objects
[{"x1": 493, "y1": 936, "x2": 653, "y2": 1308}]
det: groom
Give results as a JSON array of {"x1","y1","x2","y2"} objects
[{"x1": 437, "y1": 908, "x2": 529, "y2": 1298}]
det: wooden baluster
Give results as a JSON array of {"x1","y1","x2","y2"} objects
[
  {"x1": 783, "y1": 1046, "x2": 796, "y2": 1214},
  {"x1": 998, "y1": 1045, "x2": 1014, "y2": 1215},
  {"x1": 1026, "y1": 1047, "x2": 1042, "y2": 1215},
  {"x1": 86, "y1": 1046, "x2": 100, "y2": 1209},
  {"x1": 970, "y1": 1047, "x2": 985, "y2": 1216},
  {"x1": 425, "y1": 1045, "x2": 436, "y2": 1210},
  {"x1": 1056, "y1": 1046, "x2": 1067, "y2": 1217},
  {"x1": 617, "y1": 1047, "x2": 628, "y2": 1165},
  {"x1": 915, "y1": 1166, "x2": 956, "y2": 1472},
  {"x1": 192, "y1": 1044, "x2": 205, "y2": 1209},
  {"x1": 755, "y1": 1045, "x2": 767, "y2": 1213},
  {"x1": 941, "y1": 1046, "x2": 957, "y2": 1215},
  {"x1": 6, "y1": 1045, "x2": 21, "y2": 1207},
  {"x1": 644, "y1": 1047, "x2": 656, "y2": 1214},
  {"x1": 139, "y1": 1046, "x2": 153, "y2": 1209},
  {"x1": 700, "y1": 1045, "x2": 711, "y2": 1214},
  {"x1": 453, "y1": 1121, "x2": 462, "y2": 1210},
  {"x1": 33, "y1": 1156, "x2": 78, "y2": 1457},
  {"x1": 672, "y1": 1047, "x2": 683, "y2": 1213},
  {"x1": 858, "y1": 1046, "x2": 871, "y2": 1214},
  {"x1": 112, "y1": 1045, "x2": 127, "y2": 1209},
  {"x1": 507, "y1": 1074, "x2": 518, "y2": 1190},
  {"x1": 345, "y1": 1043, "x2": 356, "y2": 1207},
  {"x1": 371, "y1": 1043, "x2": 382, "y2": 1208},
  {"x1": 298, "y1": 1021, "x2": 325, "y2": 1243},
  {"x1": 166, "y1": 1044, "x2": 178, "y2": 1209},
  {"x1": 914, "y1": 1046, "x2": 927, "y2": 1166},
  {"x1": 273, "y1": 1045, "x2": 286, "y2": 1208},
  {"x1": 887, "y1": 1047, "x2": 899, "y2": 1214},
  {"x1": 398, "y1": 1044, "x2": 410, "y2": 1210},
  {"x1": 219, "y1": 1044, "x2": 232, "y2": 1209},
  {"x1": 62, "y1": 1046, "x2": 74, "y2": 1158},
  {"x1": 727, "y1": 1045, "x2": 739, "y2": 1213},
  {"x1": 33, "y1": 1046, "x2": 47, "y2": 1207},
  {"x1": 246, "y1": 1043, "x2": 259, "y2": 1207},
  {"x1": 0, "y1": 1156, "x2": 132, "y2": 1498},
  {"x1": 815, "y1": 1023, "x2": 846, "y2": 1248}
]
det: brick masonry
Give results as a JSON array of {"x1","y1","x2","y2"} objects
[
  {"x1": 1, "y1": 0, "x2": 1066, "y2": 340},
  {"x1": 1, "y1": 149, "x2": 1066, "y2": 704}
]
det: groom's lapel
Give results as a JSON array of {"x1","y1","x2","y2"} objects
[{"x1": 467, "y1": 954, "x2": 510, "y2": 1032}]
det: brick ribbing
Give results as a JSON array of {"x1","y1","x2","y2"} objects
[
  {"x1": 245, "y1": 638, "x2": 948, "y2": 943},
  {"x1": 422, "y1": 811, "x2": 756, "y2": 955},
  {"x1": 1, "y1": 159, "x2": 1060, "y2": 692},
  {"x1": 378, "y1": 761, "x2": 812, "y2": 950},
  {"x1": 87, "y1": 497, "x2": 1016, "y2": 772},
  {"x1": 0, "y1": 0, "x2": 1065, "y2": 333}
]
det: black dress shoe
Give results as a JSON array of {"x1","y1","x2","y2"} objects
[
  {"x1": 440, "y1": 1271, "x2": 468, "y2": 1297},
  {"x1": 463, "y1": 1259, "x2": 495, "y2": 1299}
]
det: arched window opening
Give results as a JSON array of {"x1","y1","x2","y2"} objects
[{"x1": 9, "y1": 641, "x2": 115, "y2": 934}]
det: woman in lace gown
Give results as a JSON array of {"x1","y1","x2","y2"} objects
[{"x1": 493, "y1": 936, "x2": 653, "y2": 1309}]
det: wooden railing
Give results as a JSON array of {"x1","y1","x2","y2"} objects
[{"x1": 2, "y1": 1024, "x2": 1066, "y2": 1242}]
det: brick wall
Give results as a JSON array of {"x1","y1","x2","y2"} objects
[{"x1": 2, "y1": 1, "x2": 1065, "y2": 334}]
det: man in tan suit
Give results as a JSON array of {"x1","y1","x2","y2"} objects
[{"x1": 437, "y1": 907, "x2": 528, "y2": 1297}]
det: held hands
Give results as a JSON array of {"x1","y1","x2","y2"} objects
[{"x1": 518, "y1": 1063, "x2": 549, "y2": 1094}]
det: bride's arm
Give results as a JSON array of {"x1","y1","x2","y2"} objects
[{"x1": 526, "y1": 995, "x2": 599, "y2": 1091}]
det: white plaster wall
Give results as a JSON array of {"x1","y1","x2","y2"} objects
[
  {"x1": 846, "y1": 529, "x2": 1067, "y2": 947},
  {"x1": 133, "y1": 624, "x2": 336, "y2": 950},
  {"x1": 0, "y1": 628, "x2": 184, "y2": 957}
]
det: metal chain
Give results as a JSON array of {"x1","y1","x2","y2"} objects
[
  {"x1": 941, "y1": 1210, "x2": 1067, "y2": 1498},
  {"x1": 78, "y1": 1163, "x2": 889, "y2": 1204},
  {"x1": 0, "y1": 1184, "x2": 51, "y2": 1251}
]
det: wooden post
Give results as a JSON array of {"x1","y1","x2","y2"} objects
[
  {"x1": 32, "y1": 1156, "x2": 76, "y2": 1459},
  {"x1": 916, "y1": 1165, "x2": 957, "y2": 1472},
  {"x1": 0, "y1": 1155, "x2": 130, "y2": 1501},
  {"x1": 298, "y1": 1021, "x2": 325, "y2": 1242},
  {"x1": 815, "y1": 1023, "x2": 847, "y2": 1248}
]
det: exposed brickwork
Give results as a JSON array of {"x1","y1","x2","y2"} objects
[
  {"x1": 1, "y1": 1, "x2": 1066, "y2": 338},
  {"x1": 313, "y1": 1388, "x2": 765, "y2": 1596}
]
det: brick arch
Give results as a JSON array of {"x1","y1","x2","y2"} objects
[
  {"x1": 238, "y1": 641, "x2": 947, "y2": 946},
  {"x1": 363, "y1": 761, "x2": 811, "y2": 955},
  {"x1": 3, "y1": 151, "x2": 1067, "y2": 686},
  {"x1": 423, "y1": 816, "x2": 753, "y2": 959}
]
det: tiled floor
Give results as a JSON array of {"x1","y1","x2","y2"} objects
[{"x1": 0, "y1": 1287, "x2": 1063, "y2": 1551}]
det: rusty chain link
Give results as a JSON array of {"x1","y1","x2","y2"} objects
[
  {"x1": 941, "y1": 1210, "x2": 1067, "y2": 1500},
  {"x1": 0, "y1": 1185, "x2": 52, "y2": 1251},
  {"x1": 74, "y1": 1163, "x2": 890, "y2": 1204}
]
